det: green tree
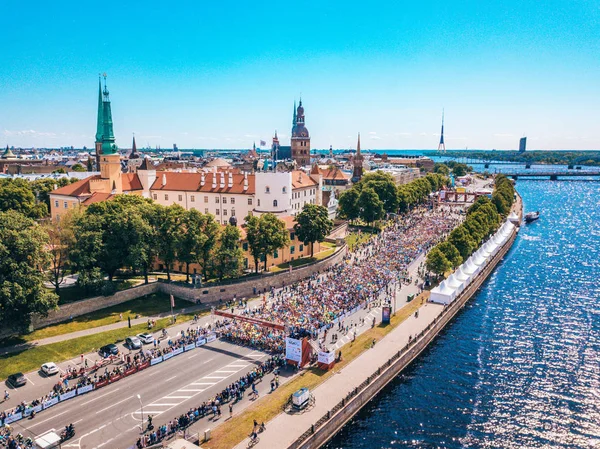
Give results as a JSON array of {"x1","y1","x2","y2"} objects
[
  {"x1": 437, "y1": 241, "x2": 463, "y2": 268},
  {"x1": 197, "y1": 214, "x2": 221, "y2": 281},
  {"x1": 434, "y1": 163, "x2": 450, "y2": 175},
  {"x1": 0, "y1": 210, "x2": 58, "y2": 331},
  {"x1": 244, "y1": 213, "x2": 290, "y2": 272},
  {"x1": 358, "y1": 187, "x2": 385, "y2": 225},
  {"x1": 0, "y1": 178, "x2": 47, "y2": 218},
  {"x1": 71, "y1": 163, "x2": 86, "y2": 172},
  {"x1": 155, "y1": 204, "x2": 186, "y2": 281},
  {"x1": 214, "y1": 225, "x2": 243, "y2": 281},
  {"x1": 426, "y1": 246, "x2": 452, "y2": 276},
  {"x1": 244, "y1": 214, "x2": 262, "y2": 273},
  {"x1": 448, "y1": 226, "x2": 476, "y2": 260},
  {"x1": 337, "y1": 188, "x2": 360, "y2": 222},
  {"x1": 178, "y1": 209, "x2": 208, "y2": 282},
  {"x1": 44, "y1": 211, "x2": 77, "y2": 294},
  {"x1": 294, "y1": 204, "x2": 334, "y2": 257},
  {"x1": 451, "y1": 163, "x2": 469, "y2": 177},
  {"x1": 31, "y1": 177, "x2": 77, "y2": 212},
  {"x1": 360, "y1": 171, "x2": 399, "y2": 212}
]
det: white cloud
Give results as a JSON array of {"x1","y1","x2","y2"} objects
[
  {"x1": 493, "y1": 133, "x2": 513, "y2": 138},
  {"x1": 370, "y1": 135, "x2": 382, "y2": 140},
  {"x1": 3, "y1": 129, "x2": 57, "y2": 138},
  {"x1": 369, "y1": 131, "x2": 377, "y2": 135}
]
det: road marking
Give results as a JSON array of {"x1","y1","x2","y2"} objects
[
  {"x1": 146, "y1": 369, "x2": 163, "y2": 377},
  {"x1": 178, "y1": 388, "x2": 205, "y2": 392},
  {"x1": 95, "y1": 395, "x2": 134, "y2": 414},
  {"x1": 187, "y1": 353, "x2": 201, "y2": 359},
  {"x1": 214, "y1": 369, "x2": 239, "y2": 373},
  {"x1": 165, "y1": 375, "x2": 177, "y2": 382},
  {"x1": 203, "y1": 375, "x2": 228, "y2": 379},
  {"x1": 191, "y1": 382, "x2": 217, "y2": 386},
  {"x1": 227, "y1": 364, "x2": 249, "y2": 368},
  {"x1": 80, "y1": 387, "x2": 121, "y2": 406},
  {"x1": 149, "y1": 402, "x2": 180, "y2": 406},
  {"x1": 26, "y1": 408, "x2": 72, "y2": 428},
  {"x1": 164, "y1": 395, "x2": 192, "y2": 399},
  {"x1": 95, "y1": 437, "x2": 115, "y2": 448},
  {"x1": 133, "y1": 409, "x2": 164, "y2": 415},
  {"x1": 24, "y1": 374, "x2": 35, "y2": 385}
]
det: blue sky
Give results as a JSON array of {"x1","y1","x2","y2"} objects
[{"x1": 2, "y1": 0, "x2": 599, "y2": 150}]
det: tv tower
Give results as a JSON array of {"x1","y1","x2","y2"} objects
[{"x1": 437, "y1": 109, "x2": 446, "y2": 152}]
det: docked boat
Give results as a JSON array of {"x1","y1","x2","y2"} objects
[{"x1": 525, "y1": 211, "x2": 540, "y2": 223}]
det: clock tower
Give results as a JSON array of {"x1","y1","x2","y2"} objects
[{"x1": 291, "y1": 100, "x2": 311, "y2": 167}]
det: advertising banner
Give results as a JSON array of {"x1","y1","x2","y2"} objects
[
  {"x1": 42, "y1": 397, "x2": 59, "y2": 409},
  {"x1": 23, "y1": 405, "x2": 42, "y2": 416},
  {"x1": 138, "y1": 361, "x2": 150, "y2": 371},
  {"x1": 184, "y1": 343, "x2": 196, "y2": 352},
  {"x1": 317, "y1": 351, "x2": 335, "y2": 365},
  {"x1": 285, "y1": 337, "x2": 302, "y2": 363},
  {"x1": 77, "y1": 385, "x2": 94, "y2": 395},
  {"x1": 196, "y1": 338, "x2": 207, "y2": 347},
  {"x1": 4, "y1": 412, "x2": 22, "y2": 424},
  {"x1": 95, "y1": 380, "x2": 109, "y2": 389},
  {"x1": 171, "y1": 347, "x2": 184, "y2": 356},
  {"x1": 59, "y1": 390, "x2": 76, "y2": 401},
  {"x1": 124, "y1": 367, "x2": 137, "y2": 377},
  {"x1": 110, "y1": 374, "x2": 122, "y2": 383},
  {"x1": 382, "y1": 306, "x2": 391, "y2": 325},
  {"x1": 150, "y1": 356, "x2": 163, "y2": 366},
  {"x1": 206, "y1": 333, "x2": 217, "y2": 343},
  {"x1": 163, "y1": 352, "x2": 173, "y2": 361}
]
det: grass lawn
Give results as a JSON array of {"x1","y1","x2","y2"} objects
[
  {"x1": 345, "y1": 229, "x2": 376, "y2": 251},
  {"x1": 0, "y1": 294, "x2": 202, "y2": 347},
  {"x1": 205, "y1": 291, "x2": 429, "y2": 449},
  {"x1": 0, "y1": 313, "x2": 195, "y2": 381},
  {"x1": 269, "y1": 243, "x2": 337, "y2": 273}
]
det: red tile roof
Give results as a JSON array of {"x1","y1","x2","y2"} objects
[
  {"x1": 81, "y1": 192, "x2": 114, "y2": 205},
  {"x1": 122, "y1": 173, "x2": 143, "y2": 191},
  {"x1": 150, "y1": 172, "x2": 255, "y2": 194},
  {"x1": 50, "y1": 175, "x2": 99, "y2": 197},
  {"x1": 291, "y1": 170, "x2": 318, "y2": 189}
]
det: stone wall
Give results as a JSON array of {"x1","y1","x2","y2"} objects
[{"x1": 31, "y1": 245, "x2": 348, "y2": 330}]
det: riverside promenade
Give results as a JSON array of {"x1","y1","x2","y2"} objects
[{"x1": 232, "y1": 194, "x2": 523, "y2": 449}]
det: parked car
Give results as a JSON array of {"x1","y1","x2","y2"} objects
[
  {"x1": 125, "y1": 336, "x2": 142, "y2": 350},
  {"x1": 137, "y1": 333, "x2": 154, "y2": 344},
  {"x1": 41, "y1": 362, "x2": 59, "y2": 376},
  {"x1": 7, "y1": 372, "x2": 26, "y2": 387},
  {"x1": 99, "y1": 344, "x2": 119, "y2": 356}
]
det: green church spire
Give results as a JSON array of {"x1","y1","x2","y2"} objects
[
  {"x1": 293, "y1": 100, "x2": 297, "y2": 125},
  {"x1": 95, "y1": 76, "x2": 104, "y2": 143},
  {"x1": 100, "y1": 75, "x2": 117, "y2": 155}
]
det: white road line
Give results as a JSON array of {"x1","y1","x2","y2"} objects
[
  {"x1": 24, "y1": 375, "x2": 35, "y2": 385},
  {"x1": 95, "y1": 395, "x2": 134, "y2": 414},
  {"x1": 96, "y1": 437, "x2": 115, "y2": 448},
  {"x1": 149, "y1": 402, "x2": 180, "y2": 406},
  {"x1": 178, "y1": 388, "x2": 205, "y2": 392},
  {"x1": 203, "y1": 375, "x2": 228, "y2": 379},
  {"x1": 164, "y1": 395, "x2": 192, "y2": 399},
  {"x1": 165, "y1": 375, "x2": 177, "y2": 382},
  {"x1": 145, "y1": 369, "x2": 163, "y2": 377},
  {"x1": 133, "y1": 410, "x2": 164, "y2": 415},
  {"x1": 191, "y1": 382, "x2": 217, "y2": 386},
  {"x1": 26, "y1": 408, "x2": 72, "y2": 428},
  {"x1": 187, "y1": 353, "x2": 201, "y2": 359},
  {"x1": 227, "y1": 364, "x2": 249, "y2": 368},
  {"x1": 214, "y1": 369, "x2": 239, "y2": 373},
  {"x1": 80, "y1": 387, "x2": 121, "y2": 406}
]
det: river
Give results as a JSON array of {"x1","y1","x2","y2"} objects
[{"x1": 324, "y1": 179, "x2": 600, "y2": 448}]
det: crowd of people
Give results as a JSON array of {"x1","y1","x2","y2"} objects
[
  {"x1": 220, "y1": 206, "x2": 462, "y2": 351},
  {"x1": 135, "y1": 355, "x2": 285, "y2": 448}
]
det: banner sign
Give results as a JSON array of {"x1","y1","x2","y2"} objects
[
  {"x1": 110, "y1": 374, "x2": 122, "y2": 383},
  {"x1": 4, "y1": 412, "x2": 22, "y2": 424},
  {"x1": 196, "y1": 338, "x2": 207, "y2": 347},
  {"x1": 317, "y1": 351, "x2": 335, "y2": 365},
  {"x1": 95, "y1": 380, "x2": 109, "y2": 389},
  {"x1": 150, "y1": 356, "x2": 163, "y2": 366},
  {"x1": 206, "y1": 333, "x2": 217, "y2": 343},
  {"x1": 59, "y1": 390, "x2": 76, "y2": 401},
  {"x1": 77, "y1": 385, "x2": 94, "y2": 395},
  {"x1": 42, "y1": 397, "x2": 59, "y2": 409},
  {"x1": 23, "y1": 405, "x2": 42, "y2": 416},
  {"x1": 382, "y1": 306, "x2": 391, "y2": 325},
  {"x1": 124, "y1": 367, "x2": 137, "y2": 377},
  {"x1": 184, "y1": 343, "x2": 196, "y2": 352},
  {"x1": 171, "y1": 347, "x2": 184, "y2": 356},
  {"x1": 138, "y1": 361, "x2": 150, "y2": 371},
  {"x1": 163, "y1": 352, "x2": 173, "y2": 361},
  {"x1": 285, "y1": 337, "x2": 302, "y2": 363}
]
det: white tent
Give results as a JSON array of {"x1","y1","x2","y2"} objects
[
  {"x1": 455, "y1": 266, "x2": 471, "y2": 285},
  {"x1": 446, "y1": 273, "x2": 464, "y2": 293},
  {"x1": 508, "y1": 211, "x2": 520, "y2": 224},
  {"x1": 430, "y1": 280, "x2": 456, "y2": 305},
  {"x1": 462, "y1": 258, "x2": 478, "y2": 276},
  {"x1": 484, "y1": 239, "x2": 499, "y2": 257},
  {"x1": 478, "y1": 244, "x2": 492, "y2": 259},
  {"x1": 471, "y1": 251, "x2": 487, "y2": 269}
]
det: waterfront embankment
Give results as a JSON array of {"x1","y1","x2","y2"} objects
[{"x1": 235, "y1": 194, "x2": 522, "y2": 449}]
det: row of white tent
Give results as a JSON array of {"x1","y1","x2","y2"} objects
[{"x1": 430, "y1": 220, "x2": 517, "y2": 305}]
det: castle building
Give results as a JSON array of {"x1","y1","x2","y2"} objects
[{"x1": 291, "y1": 100, "x2": 311, "y2": 167}]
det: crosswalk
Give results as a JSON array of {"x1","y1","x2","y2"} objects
[
  {"x1": 132, "y1": 351, "x2": 265, "y2": 417},
  {"x1": 330, "y1": 306, "x2": 381, "y2": 350}
]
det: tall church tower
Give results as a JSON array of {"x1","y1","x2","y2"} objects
[
  {"x1": 352, "y1": 133, "x2": 363, "y2": 183},
  {"x1": 291, "y1": 100, "x2": 310, "y2": 167},
  {"x1": 96, "y1": 75, "x2": 122, "y2": 193},
  {"x1": 94, "y1": 77, "x2": 104, "y2": 169}
]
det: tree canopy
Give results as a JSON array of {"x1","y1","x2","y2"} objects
[{"x1": 294, "y1": 204, "x2": 334, "y2": 257}]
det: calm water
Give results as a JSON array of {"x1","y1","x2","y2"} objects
[{"x1": 325, "y1": 180, "x2": 600, "y2": 449}]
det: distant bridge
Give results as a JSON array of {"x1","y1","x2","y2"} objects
[{"x1": 495, "y1": 169, "x2": 600, "y2": 180}]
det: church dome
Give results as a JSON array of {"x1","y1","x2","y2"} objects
[{"x1": 292, "y1": 124, "x2": 309, "y2": 138}]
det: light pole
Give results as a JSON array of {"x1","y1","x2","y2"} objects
[{"x1": 137, "y1": 394, "x2": 144, "y2": 431}]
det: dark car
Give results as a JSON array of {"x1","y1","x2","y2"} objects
[
  {"x1": 99, "y1": 344, "x2": 119, "y2": 357},
  {"x1": 7, "y1": 372, "x2": 27, "y2": 387}
]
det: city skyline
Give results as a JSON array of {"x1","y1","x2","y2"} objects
[{"x1": 2, "y1": 0, "x2": 599, "y2": 150}]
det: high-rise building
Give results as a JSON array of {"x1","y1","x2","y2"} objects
[
  {"x1": 291, "y1": 100, "x2": 311, "y2": 167},
  {"x1": 519, "y1": 137, "x2": 527, "y2": 153}
]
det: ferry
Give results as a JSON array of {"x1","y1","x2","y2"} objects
[{"x1": 525, "y1": 211, "x2": 540, "y2": 223}]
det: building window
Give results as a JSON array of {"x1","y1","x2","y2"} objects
[
  {"x1": 178, "y1": 195, "x2": 183, "y2": 202},
  {"x1": 215, "y1": 197, "x2": 220, "y2": 203},
  {"x1": 153, "y1": 194, "x2": 157, "y2": 200},
  {"x1": 204, "y1": 196, "x2": 208, "y2": 203},
  {"x1": 273, "y1": 200, "x2": 278, "y2": 207},
  {"x1": 243, "y1": 242, "x2": 248, "y2": 251},
  {"x1": 231, "y1": 197, "x2": 235, "y2": 204},
  {"x1": 64, "y1": 201, "x2": 68, "y2": 208},
  {"x1": 304, "y1": 190, "x2": 306, "y2": 196},
  {"x1": 265, "y1": 186, "x2": 270, "y2": 194},
  {"x1": 299, "y1": 244, "x2": 304, "y2": 252},
  {"x1": 205, "y1": 208, "x2": 209, "y2": 214},
  {"x1": 190, "y1": 195, "x2": 195, "y2": 202},
  {"x1": 282, "y1": 187, "x2": 287, "y2": 193},
  {"x1": 223, "y1": 209, "x2": 228, "y2": 216},
  {"x1": 290, "y1": 246, "x2": 295, "y2": 254},
  {"x1": 257, "y1": 199, "x2": 261, "y2": 207},
  {"x1": 216, "y1": 209, "x2": 220, "y2": 215},
  {"x1": 231, "y1": 208, "x2": 235, "y2": 216},
  {"x1": 248, "y1": 198, "x2": 252, "y2": 205},
  {"x1": 274, "y1": 250, "x2": 279, "y2": 258},
  {"x1": 223, "y1": 197, "x2": 227, "y2": 204},
  {"x1": 290, "y1": 232, "x2": 295, "y2": 240},
  {"x1": 54, "y1": 200, "x2": 59, "y2": 208},
  {"x1": 260, "y1": 254, "x2": 266, "y2": 262},
  {"x1": 244, "y1": 258, "x2": 248, "y2": 269},
  {"x1": 165, "y1": 194, "x2": 169, "y2": 200}
]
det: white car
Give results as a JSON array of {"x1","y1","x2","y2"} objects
[
  {"x1": 41, "y1": 362, "x2": 59, "y2": 376},
  {"x1": 137, "y1": 333, "x2": 154, "y2": 344}
]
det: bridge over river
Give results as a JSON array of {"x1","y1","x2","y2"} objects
[{"x1": 494, "y1": 169, "x2": 600, "y2": 180}]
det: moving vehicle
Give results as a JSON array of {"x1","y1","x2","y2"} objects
[
  {"x1": 99, "y1": 344, "x2": 119, "y2": 356},
  {"x1": 41, "y1": 362, "x2": 59, "y2": 376},
  {"x1": 525, "y1": 211, "x2": 540, "y2": 223},
  {"x1": 137, "y1": 333, "x2": 153, "y2": 344},
  {"x1": 7, "y1": 372, "x2": 27, "y2": 387},
  {"x1": 125, "y1": 336, "x2": 142, "y2": 350}
]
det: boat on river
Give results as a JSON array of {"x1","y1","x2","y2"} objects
[{"x1": 525, "y1": 211, "x2": 540, "y2": 223}]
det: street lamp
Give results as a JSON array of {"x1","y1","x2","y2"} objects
[{"x1": 137, "y1": 394, "x2": 144, "y2": 431}]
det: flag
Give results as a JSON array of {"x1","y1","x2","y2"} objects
[
  {"x1": 259, "y1": 140, "x2": 266, "y2": 147},
  {"x1": 170, "y1": 294, "x2": 175, "y2": 308}
]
